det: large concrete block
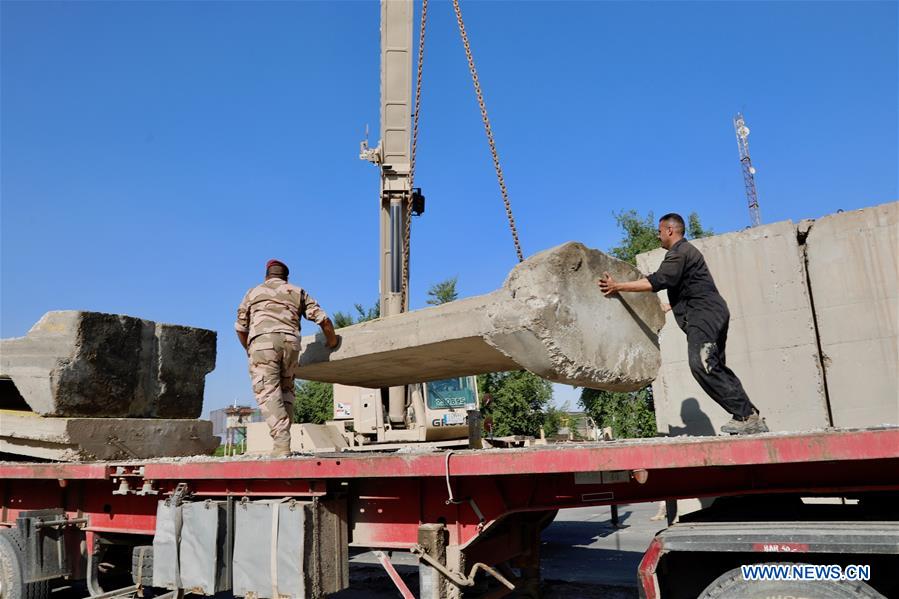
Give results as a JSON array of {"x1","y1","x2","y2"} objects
[
  {"x1": 0, "y1": 411, "x2": 218, "y2": 461},
  {"x1": 245, "y1": 422, "x2": 349, "y2": 454},
  {"x1": 804, "y1": 203, "x2": 899, "y2": 427},
  {"x1": 637, "y1": 221, "x2": 830, "y2": 434},
  {"x1": 0, "y1": 311, "x2": 216, "y2": 418},
  {"x1": 299, "y1": 242, "x2": 665, "y2": 390}
]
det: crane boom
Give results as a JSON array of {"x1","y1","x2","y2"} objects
[
  {"x1": 358, "y1": 0, "x2": 415, "y2": 425},
  {"x1": 376, "y1": 0, "x2": 413, "y2": 317}
]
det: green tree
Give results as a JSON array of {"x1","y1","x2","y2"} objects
[
  {"x1": 294, "y1": 380, "x2": 334, "y2": 424},
  {"x1": 427, "y1": 277, "x2": 458, "y2": 305},
  {"x1": 332, "y1": 299, "x2": 380, "y2": 329},
  {"x1": 688, "y1": 213, "x2": 714, "y2": 239},
  {"x1": 353, "y1": 301, "x2": 380, "y2": 322},
  {"x1": 609, "y1": 210, "x2": 714, "y2": 266},
  {"x1": 609, "y1": 210, "x2": 662, "y2": 266},
  {"x1": 294, "y1": 299, "x2": 380, "y2": 423},
  {"x1": 477, "y1": 371, "x2": 553, "y2": 437},
  {"x1": 541, "y1": 403, "x2": 564, "y2": 438},
  {"x1": 579, "y1": 387, "x2": 657, "y2": 438},
  {"x1": 331, "y1": 311, "x2": 355, "y2": 328}
]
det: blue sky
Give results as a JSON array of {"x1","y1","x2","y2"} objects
[{"x1": 2, "y1": 1, "x2": 896, "y2": 414}]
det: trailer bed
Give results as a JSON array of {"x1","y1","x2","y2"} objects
[
  {"x1": 2, "y1": 427, "x2": 897, "y2": 542},
  {"x1": 5, "y1": 426, "x2": 897, "y2": 477},
  {"x1": 1, "y1": 427, "x2": 897, "y2": 599}
]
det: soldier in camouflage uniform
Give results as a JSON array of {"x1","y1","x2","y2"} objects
[{"x1": 235, "y1": 259, "x2": 339, "y2": 456}]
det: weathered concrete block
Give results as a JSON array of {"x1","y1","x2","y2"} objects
[
  {"x1": 247, "y1": 422, "x2": 295, "y2": 454},
  {"x1": 0, "y1": 311, "x2": 216, "y2": 418},
  {"x1": 637, "y1": 221, "x2": 830, "y2": 434},
  {"x1": 804, "y1": 202, "x2": 899, "y2": 427},
  {"x1": 0, "y1": 412, "x2": 218, "y2": 461},
  {"x1": 298, "y1": 242, "x2": 665, "y2": 390}
]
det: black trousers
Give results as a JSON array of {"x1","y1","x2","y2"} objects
[{"x1": 685, "y1": 319, "x2": 756, "y2": 419}]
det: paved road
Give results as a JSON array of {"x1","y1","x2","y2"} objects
[{"x1": 542, "y1": 502, "x2": 668, "y2": 587}]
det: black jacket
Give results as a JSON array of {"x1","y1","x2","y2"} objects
[{"x1": 646, "y1": 238, "x2": 729, "y2": 336}]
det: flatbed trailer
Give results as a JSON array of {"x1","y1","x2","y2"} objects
[{"x1": 1, "y1": 427, "x2": 898, "y2": 598}]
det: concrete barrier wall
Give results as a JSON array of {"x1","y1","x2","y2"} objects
[
  {"x1": 637, "y1": 221, "x2": 829, "y2": 434},
  {"x1": 804, "y1": 203, "x2": 899, "y2": 427},
  {"x1": 637, "y1": 201, "x2": 899, "y2": 435}
]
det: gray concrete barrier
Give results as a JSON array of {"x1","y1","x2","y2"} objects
[
  {"x1": 803, "y1": 203, "x2": 898, "y2": 427},
  {"x1": 637, "y1": 201, "x2": 898, "y2": 435},
  {"x1": 1, "y1": 311, "x2": 216, "y2": 418}
]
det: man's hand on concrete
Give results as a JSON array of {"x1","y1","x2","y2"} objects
[
  {"x1": 598, "y1": 273, "x2": 654, "y2": 295},
  {"x1": 320, "y1": 318, "x2": 340, "y2": 350},
  {"x1": 597, "y1": 272, "x2": 618, "y2": 296},
  {"x1": 328, "y1": 334, "x2": 341, "y2": 350}
]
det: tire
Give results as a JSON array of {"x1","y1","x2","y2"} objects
[
  {"x1": 0, "y1": 529, "x2": 50, "y2": 599},
  {"x1": 130, "y1": 546, "x2": 154, "y2": 587},
  {"x1": 698, "y1": 564, "x2": 885, "y2": 599}
]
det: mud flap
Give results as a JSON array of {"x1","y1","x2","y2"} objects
[{"x1": 152, "y1": 501, "x2": 181, "y2": 590}]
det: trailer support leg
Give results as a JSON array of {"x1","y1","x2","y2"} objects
[
  {"x1": 85, "y1": 532, "x2": 104, "y2": 597},
  {"x1": 417, "y1": 523, "x2": 447, "y2": 599},
  {"x1": 445, "y1": 546, "x2": 464, "y2": 599},
  {"x1": 510, "y1": 519, "x2": 543, "y2": 598}
]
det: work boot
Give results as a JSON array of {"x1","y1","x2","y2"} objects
[
  {"x1": 720, "y1": 411, "x2": 769, "y2": 435},
  {"x1": 270, "y1": 435, "x2": 292, "y2": 457}
]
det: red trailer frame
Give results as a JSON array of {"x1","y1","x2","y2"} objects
[{"x1": 2, "y1": 427, "x2": 898, "y2": 598}]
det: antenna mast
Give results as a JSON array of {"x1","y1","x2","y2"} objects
[{"x1": 733, "y1": 113, "x2": 762, "y2": 227}]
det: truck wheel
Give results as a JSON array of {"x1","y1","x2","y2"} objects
[
  {"x1": 698, "y1": 564, "x2": 884, "y2": 599},
  {"x1": 0, "y1": 529, "x2": 50, "y2": 599},
  {"x1": 130, "y1": 546, "x2": 154, "y2": 587}
]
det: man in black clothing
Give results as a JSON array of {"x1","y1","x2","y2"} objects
[{"x1": 597, "y1": 213, "x2": 768, "y2": 435}]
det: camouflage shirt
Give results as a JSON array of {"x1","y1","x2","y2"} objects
[{"x1": 235, "y1": 278, "x2": 328, "y2": 341}]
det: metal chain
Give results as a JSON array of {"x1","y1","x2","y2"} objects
[
  {"x1": 402, "y1": 0, "x2": 429, "y2": 310},
  {"x1": 451, "y1": 0, "x2": 524, "y2": 262}
]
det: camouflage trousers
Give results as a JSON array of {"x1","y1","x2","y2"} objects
[{"x1": 247, "y1": 332, "x2": 300, "y2": 442}]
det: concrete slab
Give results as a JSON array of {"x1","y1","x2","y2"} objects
[
  {"x1": 0, "y1": 311, "x2": 216, "y2": 418},
  {"x1": 804, "y1": 202, "x2": 899, "y2": 427},
  {"x1": 637, "y1": 221, "x2": 830, "y2": 434},
  {"x1": 298, "y1": 242, "x2": 665, "y2": 391},
  {"x1": 0, "y1": 411, "x2": 218, "y2": 461},
  {"x1": 247, "y1": 422, "x2": 302, "y2": 454}
]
